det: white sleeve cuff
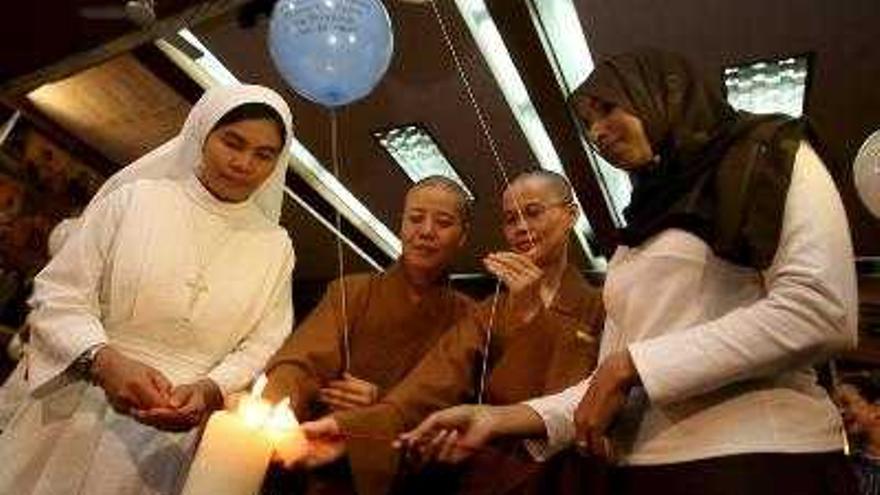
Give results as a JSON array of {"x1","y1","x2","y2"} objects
[
  {"x1": 27, "y1": 320, "x2": 107, "y2": 395},
  {"x1": 206, "y1": 366, "x2": 251, "y2": 397},
  {"x1": 627, "y1": 338, "x2": 671, "y2": 405},
  {"x1": 520, "y1": 377, "x2": 590, "y2": 461},
  {"x1": 522, "y1": 398, "x2": 574, "y2": 461}
]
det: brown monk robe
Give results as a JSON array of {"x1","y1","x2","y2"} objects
[
  {"x1": 321, "y1": 171, "x2": 605, "y2": 495},
  {"x1": 262, "y1": 176, "x2": 476, "y2": 494},
  {"x1": 333, "y1": 266, "x2": 603, "y2": 495},
  {"x1": 262, "y1": 264, "x2": 474, "y2": 420},
  {"x1": 263, "y1": 264, "x2": 475, "y2": 494}
]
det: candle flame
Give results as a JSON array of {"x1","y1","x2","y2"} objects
[
  {"x1": 236, "y1": 374, "x2": 272, "y2": 428},
  {"x1": 235, "y1": 374, "x2": 299, "y2": 431},
  {"x1": 239, "y1": 399, "x2": 271, "y2": 428},
  {"x1": 268, "y1": 397, "x2": 308, "y2": 465},
  {"x1": 267, "y1": 397, "x2": 299, "y2": 431},
  {"x1": 251, "y1": 374, "x2": 268, "y2": 399}
]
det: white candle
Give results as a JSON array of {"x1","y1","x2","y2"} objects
[
  {"x1": 180, "y1": 375, "x2": 308, "y2": 495},
  {"x1": 180, "y1": 410, "x2": 274, "y2": 495}
]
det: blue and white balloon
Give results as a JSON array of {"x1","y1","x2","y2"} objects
[
  {"x1": 268, "y1": 0, "x2": 395, "y2": 108},
  {"x1": 855, "y1": 129, "x2": 880, "y2": 219}
]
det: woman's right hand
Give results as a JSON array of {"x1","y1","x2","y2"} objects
[
  {"x1": 483, "y1": 252, "x2": 545, "y2": 328},
  {"x1": 396, "y1": 405, "x2": 498, "y2": 465},
  {"x1": 295, "y1": 416, "x2": 349, "y2": 468},
  {"x1": 397, "y1": 404, "x2": 546, "y2": 466},
  {"x1": 91, "y1": 346, "x2": 173, "y2": 414}
]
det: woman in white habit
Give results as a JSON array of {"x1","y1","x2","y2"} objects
[{"x1": 0, "y1": 84, "x2": 296, "y2": 494}]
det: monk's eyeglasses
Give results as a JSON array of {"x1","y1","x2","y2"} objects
[{"x1": 502, "y1": 200, "x2": 572, "y2": 228}]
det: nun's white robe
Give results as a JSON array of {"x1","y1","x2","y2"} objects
[{"x1": 0, "y1": 176, "x2": 294, "y2": 494}]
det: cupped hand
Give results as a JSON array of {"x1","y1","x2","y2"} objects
[
  {"x1": 483, "y1": 251, "x2": 544, "y2": 327},
  {"x1": 132, "y1": 379, "x2": 223, "y2": 432},
  {"x1": 92, "y1": 346, "x2": 173, "y2": 414}
]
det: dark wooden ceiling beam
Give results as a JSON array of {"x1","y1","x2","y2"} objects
[
  {"x1": 0, "y1": 105, "x2": 14, "y2": 135},
  {"x1": 131, "y1": 44, "x2": 205, "y2": 104},
  {"x1": 484, "y1": 0, "x2": 619, "y2": 256},
  {"x1": 0, "y1": 96, "x2": 120, "y2": 177},
  {"x1": 284, "y1": 170, "x2": 395, "y2": 269},
  {"x1": 1, "y1": 0, "x2": 253, "y2": 97}
]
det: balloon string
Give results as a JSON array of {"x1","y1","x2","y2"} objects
[
  {"x1": 477, "y1": 280, "x2": 502, "y2": 404},
  {"x1": 428, "y1": 0, "x2": 509, "y2": 189},
  {"x1": 331, "y1": 108, "x2": 352, "y2": 373},
  {"x1": 429, "y1": 0, "x2": 537, "y2": 404},
  {"x1": 427, "y1": 0, "x2": 535, "y2": 241}
]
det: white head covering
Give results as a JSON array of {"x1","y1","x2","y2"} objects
[{"x1": 87, "y1": 84, "x2": 293, "y2": 222}]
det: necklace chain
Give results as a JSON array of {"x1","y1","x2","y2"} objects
[{"x1": 181, "y1": 205, "x2": 233, "y2": 325}]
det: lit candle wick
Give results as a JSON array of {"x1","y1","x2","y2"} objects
[
  {"x1": 267, "y1": 397, "x2": 298, "y2": 431},
  {"x1": 239, "y1": 374, "x2": 272, "y2": 428},
  {"x1": 251, "y1": 374, "x2": 268, "y2": 399}
]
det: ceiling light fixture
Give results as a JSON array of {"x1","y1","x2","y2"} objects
[
  {"x1": 724, "y1": 56, "x2": 810, "y2": 117},
  {"x1": 374, "y1": 123, "x2": 474, "y2": 199}
]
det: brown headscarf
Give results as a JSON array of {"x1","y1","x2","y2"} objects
[{"x1": 572, "y1": 49, "x2": 806, "y2": 268}]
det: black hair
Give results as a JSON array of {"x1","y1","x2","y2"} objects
[
  {"x1": 843, "y1": 373, "x2": 880, "y2": 403},
  {"x1": 211, "y1": 102, "x2": 287, "y2": 143}
]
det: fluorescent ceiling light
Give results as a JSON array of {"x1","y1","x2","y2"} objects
[
  {"x1": 374, "y1": 124, "x2": 473, "y2": 198},
  {"x1": 724, "y1": 56, "x2": 809, "y2": 117},
  {"x1": 0, "y1": 111, "x2": 20, "y2": 146},
  {"x1": 453, "y1": 0, "x2": 601, "y2": 267},
  {"x1": 283, "y1": 185, "x2": 383, "y2": 271},
  {"x1": 156, "y1": 30, "x2": 402, "y2": 263},
  {"x1": 527, "y1": 0, "x2": 593, "y2": 89},
  {"x1": 526, "y1": 0, "x2": 630, "y2": 231}
]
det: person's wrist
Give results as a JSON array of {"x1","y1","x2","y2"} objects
[
  {"x1": 613, "y1": 351, "x2": 640, "y2": 391},
  {"x1": 483, "y1": 404, "x2": 537, "y2": 439},
  {"x1": 509, "y1": 296, "x2": 541, "y2": 327},
  {"x1": 197, "y1": 378, "x2": 224, "y2": 411},
  {"x1": 89, "y1": 345, "x2": 114, "y2": 385},
  {"x1": 472, "y1": 406, "x2": 499, "y2": 441}
]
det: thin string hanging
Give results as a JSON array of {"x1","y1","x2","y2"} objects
[
  {"x1": 428, "y1": 0, "x2": 515, "y2": 188},
  {"x1": 428, "y1": 0, "x2": 538, "y2": 404},
  {"x1": 476, "y1": 279, "x2": 502, "y2": 404},
  {"x1": 331, "y1": 108, "x2": 352, "y2": 372}
]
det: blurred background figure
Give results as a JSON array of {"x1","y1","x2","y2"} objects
[{"x1": 837, "y1": 375, "x2": 880, "y2": 495}]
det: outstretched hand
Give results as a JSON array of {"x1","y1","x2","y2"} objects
[
  {"x1": 280, "y1": 416, "x2": 349, "y2": 469},
  {"x1": 396, "y1": 405, "x2": 497, "y2": 466}
]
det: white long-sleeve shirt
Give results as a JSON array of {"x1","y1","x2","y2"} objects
[{"x1": 525, "y1": 142, "x2": 857, "y2": 465}]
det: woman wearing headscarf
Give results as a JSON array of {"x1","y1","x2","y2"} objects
[
  {"x1": 0, "y1": 84, "x2": 296, "y2": 494},
  {"x1": 396, "y1": 50, "x2": 858, "y2": 494}
]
